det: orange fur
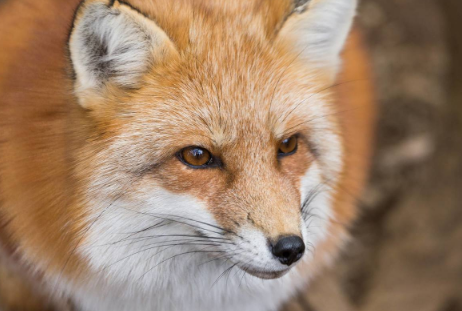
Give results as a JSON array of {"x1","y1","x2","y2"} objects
[{"x1": 0, "y1": 0, "x2": 374, "y2": 309}]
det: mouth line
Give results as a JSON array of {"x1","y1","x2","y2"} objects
[{"x1": 240, "y1": 266, "x2": 290, "y2": 280}]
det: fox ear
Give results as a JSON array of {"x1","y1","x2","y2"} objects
[
  {"x1": 276, "y1": 0, "x2": 357, "y2": 80},
  {"x1": 69, "y1": 0, "x2": 178, "y2": 108}
]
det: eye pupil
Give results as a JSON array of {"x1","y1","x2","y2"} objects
[{"x1": 180, "y1": 147, "x2": 212, "y2": 167}]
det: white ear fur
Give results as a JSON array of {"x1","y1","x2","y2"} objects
[
  {"x1": 277, "y1": 0, "x2": 357, "y2": 79},
  {"x1": 69, "y1": 0, "x2": 177, "y2": 107}
]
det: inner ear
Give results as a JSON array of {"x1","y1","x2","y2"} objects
[
  {"x1": 275, "y1": 0, "x2": 357, "y2": 80},
  {"x1": 69, "y1": 0, "x2": 178, "y2": 108},
  {"x1": 293, "y1": 0, "x2": 311, "y2": 13}
]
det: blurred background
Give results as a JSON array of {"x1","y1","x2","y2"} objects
[
  {"x1": 0, "y1": 0, "x2": 461, "y2": 310},
  {"x1": 284, "y1": 0, "x2": 462, "y2": 310}
]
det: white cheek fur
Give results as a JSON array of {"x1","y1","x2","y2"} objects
[
  {"x1": 299, "y1": 162, "x2": 335, "y2": 257},
  {"x1": 79, "y1": 189, "x2": 218, "y2": 285}
]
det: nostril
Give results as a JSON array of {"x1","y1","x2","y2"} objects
[{"x1": 271, "y1": 236, "x2": 305, "y2": 266}]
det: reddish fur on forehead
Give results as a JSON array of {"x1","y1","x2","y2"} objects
[{"x1": 127, "y1": 0, "x2": 295, "y2": 47}]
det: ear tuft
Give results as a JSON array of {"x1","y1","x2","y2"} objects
[
  {"x1": 69, "y1": 0, "x2": 177, "y2": 107},
  {"x1": 277, "y1": 0, "x2": 357, "y2": 80}
]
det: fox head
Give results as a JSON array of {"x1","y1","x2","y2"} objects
[{"x1": 67, "y1": 0, "x2": 356, "y2": 286}]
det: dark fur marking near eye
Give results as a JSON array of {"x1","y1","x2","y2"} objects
[
  {"x1": 300, "y1": 135, "x2": 320, "y2": 158},
  {"x1": 247, "y1": 213, "x2": 256, "y2": 226},
  {"x1": 232, "y1": 220, "x2": 241, "y2": 228}
]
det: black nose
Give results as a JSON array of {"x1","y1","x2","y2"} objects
[{"x1": 271, "y1": 236, "x2": 305, "y2": 266}]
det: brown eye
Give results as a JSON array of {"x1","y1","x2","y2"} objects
[
  {"x1": 278, "y1": 135, "x2": 298, "y2": 156},
  {"x1": 178, "y1": 147, "x2": 213, "y2": 168}
]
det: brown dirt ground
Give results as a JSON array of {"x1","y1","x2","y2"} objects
[{"x1": 1, "y1": 0, "x2": 461, "y2": 310}]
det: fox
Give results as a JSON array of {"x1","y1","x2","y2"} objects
[{"x1": 0, "y1": 0, "x2": 374, "y2": 310}]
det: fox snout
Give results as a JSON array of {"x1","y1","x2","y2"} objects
[{"x1": 207, "y1": 165, "x2": 309, "y2": 273}]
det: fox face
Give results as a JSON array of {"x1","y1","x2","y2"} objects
[{"x1": 65, "y1": 0, "x2": 356, "y2": 296}]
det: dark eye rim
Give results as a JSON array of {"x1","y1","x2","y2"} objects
[
  {"x1": 176, "y1": 146, "x2": 221, "y2": 169},
  {"x1": 277, "y1": 134, "x2": 299, "y2": 158}
]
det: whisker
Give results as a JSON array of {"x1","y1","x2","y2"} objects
[
  {"x1": 118, "y1": 207, "x2": 227, "y2": 237},
  {"x1": 301, "y1": 181, "x2": 330, "y2": 214},
  {"x1": 157, "y1": 213, "x2": 244, "y2": 239},
  {"x1": 58, "y1": 189, "x2": 128, "y2": 279},
  {"x1": 104, "y1": 220, "x2": 169, "y2": 245},
  {"x1": 101, "y1": 237, "x2": 233, "y2": 249},
  {"x1": 97, "y1": 234, "x2": 231, "y2": 248},
  {"x1": 103, "y1": 241, "x2": 225, "y2": 271},
  {"x1": 139, "y1": 248, "x2": 226, "y2": 281},
  {"x1": 211, "y1": 262, "x2": 238, "y2": 289}
]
